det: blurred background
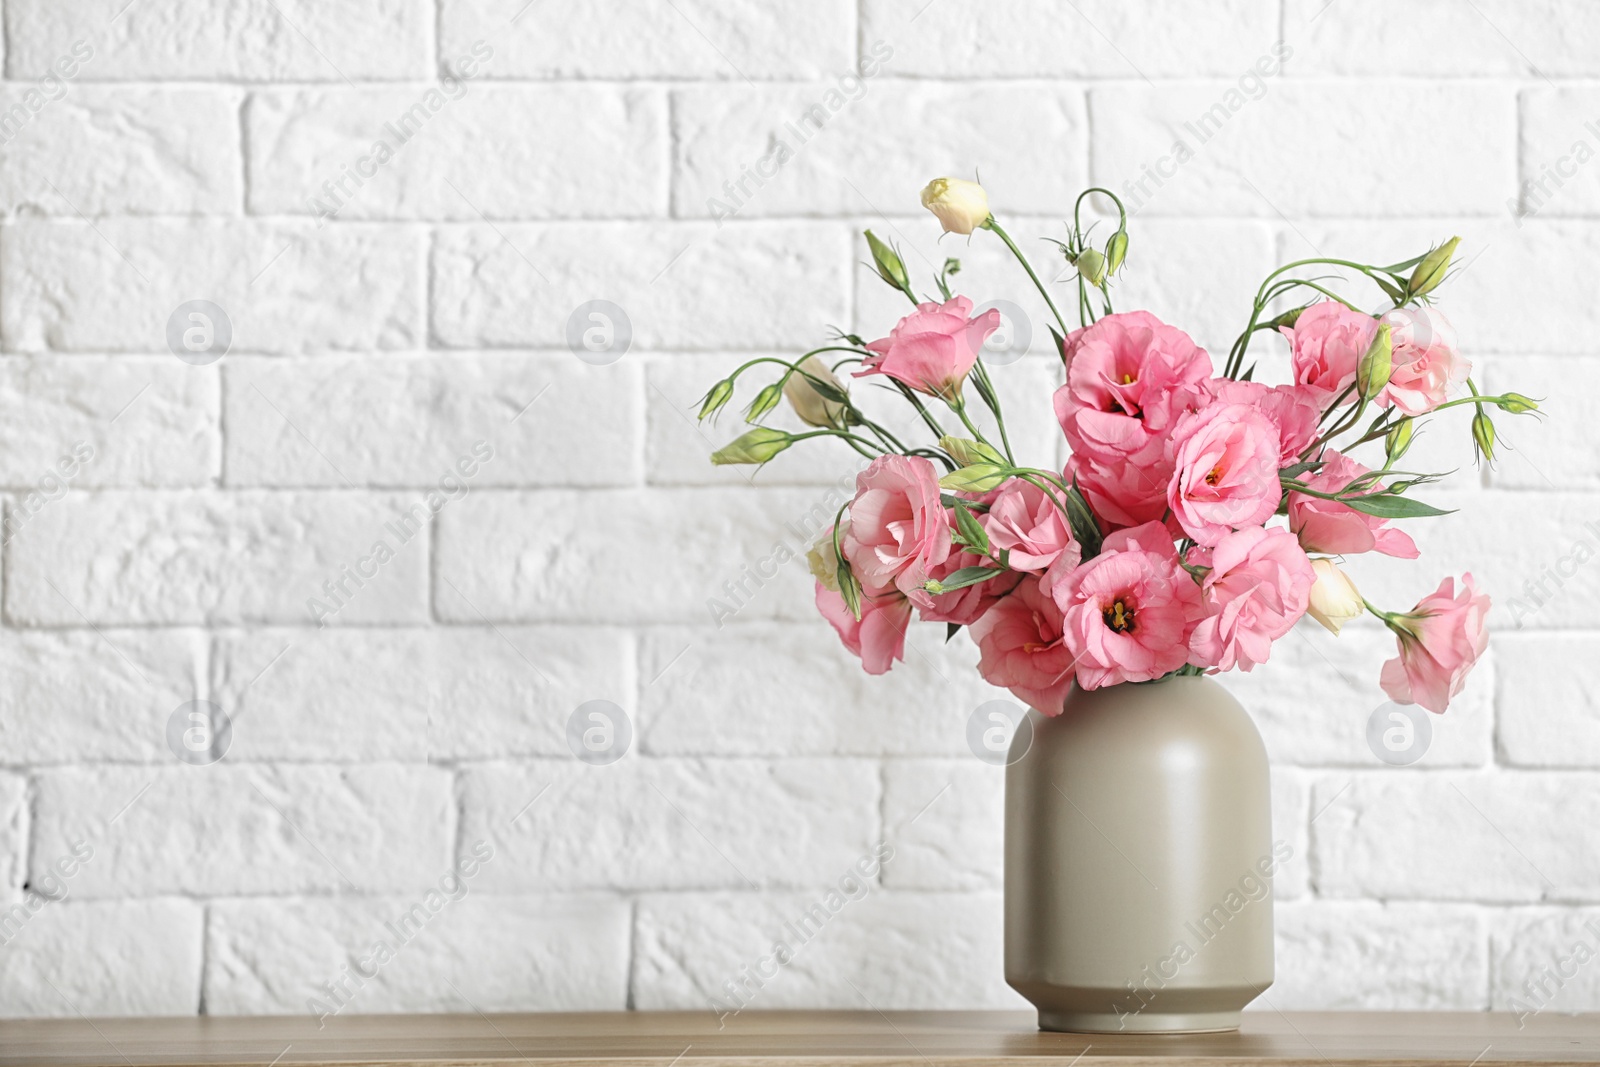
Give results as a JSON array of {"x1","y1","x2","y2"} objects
[{"x1": 0, "y1": 0, "x2": 1594, "y2": 1020}]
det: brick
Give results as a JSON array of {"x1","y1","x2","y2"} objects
[
  {"x1": 640, "y1": 625, "x2": 986, "y2": 757},
  {"x1": 1520, "y1": 90, "x2": 1600, "y2": 219},
  {"x1": 1091, "y1": 84, "x2": 1514, "y2": 217},
  {"x1": 881, "y1": 761, "x2": 1002, "y2": 890},
  {"x1": 0, "y1": 357, "x2": 216, "y2": 487},
  {"x1": 1483, "y1": 356, "x2": 1600, "y2": 491},
  {"x1": 439, "y1": 0, "x2": 853, "y2": 80},
  {"x1": 212, "y1": 626, "x2": 631, "y2": 761},
  {"x1": 461, "y1": 759, "x2": 878, "y2": 891},
  {"x1": 430, "y1": 222, "x2": 848, "y2": 351},
  {"x1": 672, "y1": 83, "x2": 1087, "y2": 219},
  {"x1": 0, "y1": 88, "x2": 236, "y2": 214},
  {"x1": 0, "y1": 773, "x2": 22, "y2": 894},
  {"x1": 436, "y1": 488, "x2": 828, "y2": 624},
  {"x1": 247, "y1": 87, "x2": 666, "y2": 220},
  {"x1": 1351, "y1": 489, "x2": 1600, "y2": 630},
  {"x1": 1490, "y1": 908, "x2": 1600, "y2": 1014},
  {"x1": 4, "y1": 0, "x2": 430, "y2": 80},
  {"x1": 205, "y1": 893, "x2": 629, "y2": 1015},
  {"x1": 6, "y1": 491, "x2": 429, "y2": 626},
  {"x1": 224, "y1": 356, "x2": 640, "y2": 488},
  {"x1": 1288, "y1": 219, "x2": 1600, "y2": 355},
  {"x1": 2, "y1": 220, "x2": 422, "y2": 354},
  {"x1": 0, "y1": 630, "x2": 202, "y2": 763},
  {"x1": 1267, "y1": 901, "x2": 1487, "y2": 1010},
  {"x1": 633, "y1": 891, "x2": 1024, "y2": 1010},
  {"x1": 864, "y1": 0, "x2": 1279, "y2": 78},
  {"x1": 33, "y1": 765, "x2": 452, "y2": 898},
  {"x1": 0, "y1": 899, "x2": 201, "y2": 1017},
  {"x1": 1285, "y1": 0, "x2": 1600, "y2": 78},
  {"x1": 1311, "y1": 773, "x2": 1600, "y2": 903},
  {"x1": 1225, "y1": 622, "x2": 1492, "y2": 767},
  {"x1": 1496, "y1": 635, "x2": 1600, "y2": 767}
]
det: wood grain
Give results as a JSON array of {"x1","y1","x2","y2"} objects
[{"x1": 2, "y1": 1010, "x2": 1597, "y2": 1066}]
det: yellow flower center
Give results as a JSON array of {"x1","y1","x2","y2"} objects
[{"x1": 1103, "y1": 599, "x2": 1136, "y2": 634}]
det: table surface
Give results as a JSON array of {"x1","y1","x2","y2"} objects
[{"x1": 3, "y1": 1010, "x2": 1599, "y2": 1067}]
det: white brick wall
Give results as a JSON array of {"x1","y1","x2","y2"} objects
[{"x1": 0, "y1": 0, "x2": 1595, "y2": 1022}]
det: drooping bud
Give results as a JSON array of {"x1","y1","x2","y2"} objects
[
  {"x1": 1105, "y1": 230, "x2": 1129, "y2": 275},
  {"x1": 782, "y1": 356, "x2": 848, "y2": 428},
  {"x1": 1472, "y1": 409, "x2": 1497, "y2": 464},
  {"x1": 1384, "y1": 418, "x2": 1415, "y2": 464},
  {"x1": 1306, "y1": 559, "x2": 1364, "y2": 636},
  {"x1": 919, "y1": 177, "x2": 990, "y2": 236},
  {"x1": 806, "y1": 524, "x2": 847, "y2": 592},
  {"x1": 1076, "y1": 248, "x2": 1107, "y2": 288},
  {"x1": 1357, "y1": 322, "x2": 1393, "y2": 399},
  {"x1": 1407, "y1": 236, "x2": 1460, "y2": 299},
  {"x1": 711, "y1": 427, "x2": 792, "y2": 466},
  {"x1": 864, "y1": 229, "x2": 911, "y2": 294},
  {"x1": 939, "y1": 435, "x2": 1004, "y2": 468},
  {"x1": 744, "y1": 382, "x2": 783, "y2": 423},
  {"x1": 697, "y1": 379, "x2": 734, "y2": 421},
  {"x1": 938, "y1": 464, "x2": 1008, "y2": 493},
  {"x1": 1499, "y1": 392, "x2": 1540, "y2": 414}
]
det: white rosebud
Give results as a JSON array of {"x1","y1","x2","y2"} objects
[
  {"x1": 782, "y1": 355, "x2": 848, "y2": 428},
  {"x1": 807, "y1": 523, "x2": 848, "y2": 591},
  {"x1": 919, "y1": 177, "x2": 990, "y2": 236},
  {"x1": 1306, "y1": 558, "x2": 1364, "y2": 636}
]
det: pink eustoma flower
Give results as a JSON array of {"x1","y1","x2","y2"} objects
[
  {"x1": 1208, "y1": 379, "x2": 1323, "y2": 464},
  {"x1": 815, "y1": 582, "x2": 913, "y2": 676},
  {"x1": 969, "y1": 575, "x2": 1079, "y2": 715},
  {"x1": 1166, "y1": 403, "x2": 1283, "y2": 547},
  {"x1": 856, "y1": 295, "x2": 1000, "y2": 400},
  {"x1": 842, "y1": 454, "x2": 952, "y2": 610},
  {"x1": 1046, "y1": 521, "x2": 1205, "y2": 690},
  {"x1": 1376, "y1": 306, "x2": 1471, "y2": 416},
  {"x1": 1288, "y1": 450, "x2": 1419, "y2": 559},
  {"x1": 1188, "y1": 526, "x2": 1314, "y2": 673},
  {"x1": 1380, "y1": 573, "x2": 1490, "y2": 713},
  {"x1": 983, "y1": 477, "x2": 1081, "y2": 572},
  {"x1": 1066, "y1": 452, "x2": 1174, "y2": 534},
  {"x1": 1281, "y1": 301, "x2": 1377, "y2": 401},
  {"x1": 1053, "y1": 310, "x2": 1213, "y2": 467}
]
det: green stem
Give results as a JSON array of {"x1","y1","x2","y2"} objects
[{"x1": 984, "y1": 216, "x2": 1071, "y2": 338}]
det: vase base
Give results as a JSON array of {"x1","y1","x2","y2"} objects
[{"x1": 1037, "y1": 1009, "x2": 1241, "y2": 1035}]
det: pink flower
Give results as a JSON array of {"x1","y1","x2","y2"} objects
[
  {"x1": 1047, "y1": 521, "x2": 1205, "y2": 690},
  {"x1": 1067, "y1": 452, "x2": 1174, "y2": 534},
  {"x1": 1053, "y1": 311, "x2": 1213, "y2": 466},
  {"x1": 922, "y1": 546, "x2": 1023, "y2": 626},
  {"x1": 1281, "y1": 301, "x2": 1377, "y2": 401},
  {"x1": 842, "y1": 455, "x2": 952, "y2": 609},
  {"x1": 1380, "y1": 573, "x2": 1490, "y2": 713},
  {"x1": 1188, "y1": 527, "x2": 1314, "y2": 672},
  {"x1": 856, "y1": 295, "x2": 1000, "y2": 400},
  {"x1": 1166, "y1": 403, "x2": 1283, "y2": 547},
  {"x1": 983, "y1": 478, "x2": 1081, "y2": 572},
  {"x1": 969, "y1": 576, "x2": 1078, "y2": 715},
  {"x1": 1208, "y1": 379, "x2": 1323, "y2": 464},
  {"x1": 1376, "y1": 307, "x2": 1470, "y2": 416},
  {"x1": 1288, "y1": 450, "x2": 1419, "y2": 559},
  {"x1": 815, "y1": 582, "x2": 913, "y2": 676}
]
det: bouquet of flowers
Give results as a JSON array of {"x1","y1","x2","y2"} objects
[{"x1": 699, "y1": 178, "x2": 1540, "y2": 716}]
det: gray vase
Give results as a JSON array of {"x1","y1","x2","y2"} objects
[{"x1": 1004, "y1": 675, "x2": 1277, "y2": 1034}]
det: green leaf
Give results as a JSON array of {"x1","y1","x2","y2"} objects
[
  {"x1": 931, "y1": 566, "x2": 1006, "y2": 593},
  {"x1": 1337, "y1": 493, "x2": 1455, "y2": 519},
  {"x1": 945, "y1": 622, "x2": 962, "y2": 644},
  {"x1": 1375, "y1": 276, "x2": 1407, "y2": 305},
  {"x1": 1062, "y1": 481, "x2": 1103, "y2": 558},
  {"x1": 1278, "y1": 459, "x2": 1324, "y2": 480},
  {"x1": 1049, "y1": 324, "x2": 1068, "y2": 361},
  {"x1": 953, "y1": 502, "x2": 990, "y2": 554},
  {"x1": 940, "y1": 492, "x2": 990, "y2": 513}
]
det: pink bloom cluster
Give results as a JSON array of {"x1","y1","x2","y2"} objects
[{"x1": 812, "y1": 301, "x2": 1489, "y2": 716}]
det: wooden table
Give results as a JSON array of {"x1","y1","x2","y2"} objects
[{"x1": 3, "y1": 1011, "x2": 1599, "y2": 1066}]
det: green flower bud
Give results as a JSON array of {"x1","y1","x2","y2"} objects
[
  {"x1": 1472, "y1": 409, "x2": 1496, "y2": 464},
  {"x1": 711, "y1": 426, "x2": 793, "y2": 466},
  {"x1": 1076, "y1": 248, "x2": 1108, "y2": 288},
  {"x1": 939, "y1": 435, "x2": 1004, "y2": 468},
  {"x1": 1105, "y1": 230, "x2": 1129, "y2": 275},
  {"x1": 938, "y1": 464, "x2": 1008, "y2": 493},
  {"x1": 1407, "y1": 236, "x2": 1460, "y2": 299},
  {"x1": 1499, "y1": 392, "x2": 1540, "y2": 414},
  {"x1": 744, "y1": 382, "x2": 783, "y2": 423},
  {"x1": 864, "y1": 229, "x2": 911, "y2": 293},
  {"x1": 697, "y1": 378, "x2": 734, "y2": 421},
  {"x1": 1384, "y1": 418, "x2": 1415, "y2": 463},
  {"x1": 1357, "y1": 323, "x2": 1393, "y2": 399}
]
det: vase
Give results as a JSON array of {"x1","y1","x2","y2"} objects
[{"x1": 1004, "y1": 674, "x2": 1277, "y2": 1034}]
